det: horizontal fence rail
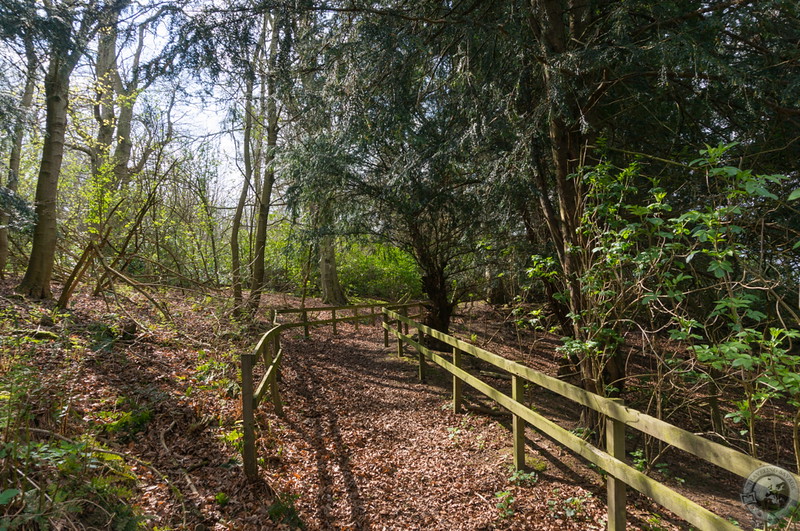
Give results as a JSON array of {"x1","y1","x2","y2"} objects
[
  {"x1": 382, "y1": 308, "x2": 800, "y2": 531},
  {"x1": 275, "y1": 302, "x2": 424, "y2": 337},
  {"x1": 240, "y1": 301, "x2": 425, "y2": 479}
]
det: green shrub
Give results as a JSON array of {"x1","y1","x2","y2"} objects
[{"x1": 338, "y1": 241, "x2": 422, "y2": 300}]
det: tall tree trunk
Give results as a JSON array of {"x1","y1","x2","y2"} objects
[
  {"x1": 232, "y1": 12, "x2": 269, "y2": 315},
  {"x1": 528, "y1": 1, "x2": 608, "y2": 436},
  {"x1": 199, "y1": 189, "x2": 220, "y2": 286},
  {"x1": 111, "y1": 11, "x2": 147, "y2": 189},
  {"x1": 0, "y1": 37, "x2": 36, "y2": 279},
  {"x1": 18, "y1": 57, "x2": 74, "y2": 298},
  {"x1": 246, "y1": 14, "x2": 280, "y2": 314},
  {"x1": 92, "y1": 8, "x2": 118, "y2": 179},
  {"x1": 230, "y1": 75, "x2": 255, "y2": 311}
]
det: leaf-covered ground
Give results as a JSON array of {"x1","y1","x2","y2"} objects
[{"x1": 0, "y1": 280, "x2": 783, "y2": 529}]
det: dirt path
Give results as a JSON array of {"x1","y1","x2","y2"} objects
[{"x1": 255, "y1": 323, "x2": 640, "y2": 530}]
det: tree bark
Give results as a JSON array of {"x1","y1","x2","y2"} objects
[
  {"x1": 0, "y1": 37, "x2": 36, "y2": 279},
  {"x1": 421, "y1": 266, "x2": 454, "y2": 336},
  {"x1": 18, "y1": 57, "x2": 73, "y2": 298},
  {"x1": 246, "y1": 13, "x2": 280, "y2": 314},
  {"x1": 319, "y1": 232, "x2": 347, "y2": 305},
  {"x1": 230, "y1": 95, "x2": 251, "y2": 310},
  {"x1": 92, "y1": 9, "x2": 118, "y2": 178},
  {"x1": 529, "y1": 1, "x2": 606, "y2": 419}
]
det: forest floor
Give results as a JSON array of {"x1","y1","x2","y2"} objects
[{"x1": 0, "y1": 278, "x2": 793, "y2": 530}]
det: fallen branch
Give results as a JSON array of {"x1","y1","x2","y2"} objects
[{"x1": 94, "y1": 249, "x2": 174, "y2": 323}]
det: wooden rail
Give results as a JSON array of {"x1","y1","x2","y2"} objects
[
  {"x1": 383, "y1": 308, "x2": 800, "y2": 531},
  {"x1": 240, "y1": 301, "x2": 425, "y2": 479},
  {"x1": 274, "y1": 302, "x2": 424, "y2": 337}
]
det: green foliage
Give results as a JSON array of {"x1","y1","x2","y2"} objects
[
  {"x1": 546, "y1": 492, "x2": 591, "y2": 520},
  {"x1": 214, "y1": 491, "x2": 230, "y2": 506},
  {"x1": 630, "y1": 448, "x2": 647, "y2": 472},
  {"x1": 0, "y1": 360, "x2": 142, "y2": 529},
  {"x1": 446, "y1": 415, "x2": 474, "y2": 446},
  {"x1": 98, "y1": 399, "x2": 153, "y2": 442},
  {"x1": 507, "y1": 466, "x2": 538, "y2": 487},
  {"x1": 575, "y1": 143, "x2": 800, "y2": 459},
  {"x1": 220, "y1": 426, "x2": 244, "y2": 452},
  {"x1": 338, "y1": 241, "x2": 423, "y2": 301},
  {"x1": 494, "y1": 490, "x2": 515, "y2": 519},
  {"x1": 193, "y1": 349, "x2": 240, "y2": 398},
  {"x1": 260, "y1": 217, "x2": 307, "y2": 293},
  {"x1": 511, "y1": 306, "x2": 546, "y2": 331},
  {"x1": 562, "y1": 495, "x2": 589, "y2": 518},
  {"x1": 0, "y1": 186, "x2": 35, "y2": 233}
]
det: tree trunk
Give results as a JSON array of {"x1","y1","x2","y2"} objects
[
  {"x1": 421, "y1": 267, "x2": 454, "y2": 336},
  {"x1": 113, "y1": 8, "x2": 150, "y2": 189},
  {"x1": 18, "y1": 57, "x2": 72, "y2": 298},
  {"x1": 246, "y1": 13, "x2": 280, "y2": 314},
  {"x1": 92, "y1": 9, "x2": 118, "y2": 179},
  {"x1": 230, "y1": 165, "x2": 249, "y2": 311},
  {"x1": 112, "y1": 89, "x2": 135, "y2": 187},
  {"x1": 527, "y1": 2, "x2": 608, "y2": 437},
  {"x1": 319, "y1": 232, "x2": 347, "y2": 305},
  {"x1": 0, "y1": 37, "x2": 36, "y2": 279},
  {"x1": 231, "y1": 12, "x2": 270, "y2": 316},
  {"x1": 247, "y1": 162, "x2": 275, "y2": 312}
]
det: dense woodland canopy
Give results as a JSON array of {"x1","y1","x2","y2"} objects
[{"x1": 1, "y1": 0, "x2": 800, "y2": 521}]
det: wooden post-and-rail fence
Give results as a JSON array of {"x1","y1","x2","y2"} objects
[
  {"x1": 240, "y1": 301, "x2": 425, "y2": 479},
  {"x1": 382, "y1": 308, "x2": 800, "y2": 531}
]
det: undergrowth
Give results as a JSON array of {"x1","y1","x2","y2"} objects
[{"x1": 1, "y1": 311, "x2": 143, "y2": 530}]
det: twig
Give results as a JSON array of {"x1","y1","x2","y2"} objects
[
  {"x1": 160, "y1": 421, "x2": 202, "y2": 499},
  {"x1": 475, "y1": 491, "x2": 494, "y2": 508}
]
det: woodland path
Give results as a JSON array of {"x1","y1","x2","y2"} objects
[
  {"x1": 1, "y1": 282, "x2": 740, "y2": 530},
  {"x1": 254, "y1": 321, "x2": 670, "y2": 530}
]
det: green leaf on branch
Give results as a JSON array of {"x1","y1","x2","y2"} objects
[{"x1": 707, "y1": 259, "x2": 733, "y2": 278}]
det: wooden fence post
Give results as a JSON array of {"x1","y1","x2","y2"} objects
[
  {"x1": 418, "y1": 330, "x2": 426, "y2": 383},
  {"x1": 606, "y1": 400, "x2": 627, "y2": 531},
  {"x1": 382, "y1": 310, "x2": 389, "y2": 347},
  {"x1": 512, "y1": 374, "x2": 525, "y2": 471},
  {"x1": 453, "y1": 347, "x2": 462, "y2": 413},
  {"x1": 271, "y1": 362, "x2": 283, "y2": 417},
  {"x1": 370, "y1": 305, "x2": 376, "y2": 325},
  {"x1": 302, "y1": 309, "x2": 309, "y2": 338},
  {"x1": 273, "y1": 334, "x2": 282, "y2": 382},
  {"x1": 332, "y1": 308, "x2": 337, "y2": 335},
  {"x1": 241, "y1": 354, "x2": 257, "y2": 480},
  {"x1": 396, "y1": 317, "x2": 404, "y2": 358},
  {"x1": 397, "y1": 306, "x2": 408, "y2": 335},
  {"x1": 354, "y1": 307, "x2": 359, "y2": 331}
]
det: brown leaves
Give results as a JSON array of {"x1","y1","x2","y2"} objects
[{"x1": 261, "y1": 322, "x2": 617, "y2": 530}]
